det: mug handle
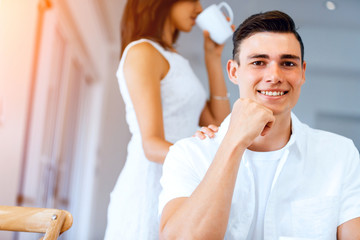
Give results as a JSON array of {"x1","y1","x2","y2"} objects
[{"x1": 217, "y1": 2, "x2": 234, "y2": 25}]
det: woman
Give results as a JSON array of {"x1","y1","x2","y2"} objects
[{"x1": 104, "y1": 0, "x2": 231, "y2": 239}]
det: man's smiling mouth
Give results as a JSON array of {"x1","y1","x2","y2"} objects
[{"x1": 257, "y1": 90, "x2": 288, "y2": 96}]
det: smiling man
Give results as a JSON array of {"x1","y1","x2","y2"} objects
[{"x1": 158, "y1": 11, "x2": 360, "y2": 239}]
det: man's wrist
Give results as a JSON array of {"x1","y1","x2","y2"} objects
[{"x1": 222, "y1": 133, "x2": 249, "y2": 153}]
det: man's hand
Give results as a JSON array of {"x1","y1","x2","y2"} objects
[{"x1": 226, "y1": 98, "x2": 275, "y2": 149}]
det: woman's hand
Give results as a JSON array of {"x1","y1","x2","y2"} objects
[
  {"x1": 193, "y1": 124, "x2": 219, "y2": 140},
  {"x1": 203, "y1": 30, "x2": 224, "y2": 58},
  {"x1": 203, "y1": 17, "x2": 235, "y2": 58}
]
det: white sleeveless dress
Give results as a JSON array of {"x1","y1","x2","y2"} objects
[{"x1": 104, "y1": 39, "x2": 207, "y2": 239}]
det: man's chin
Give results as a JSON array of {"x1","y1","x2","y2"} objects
[{"x1": 270, "y1": 108, "x2": 292, "y2": 117}]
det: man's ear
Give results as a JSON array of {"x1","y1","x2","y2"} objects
[
  {"x1": 301, "y1": 61, "x2": 307, "y2": 85},
  {"x1": 227, "y1": 59, "x2": 239, "y2": 85}
]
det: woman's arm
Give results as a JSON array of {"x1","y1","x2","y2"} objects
[
  {"x1": 199, "y1": 31, "x2": 231, "y2": 126},
  {"x1": 124, "y1": 42, "x2": 222, "y2": 164},
  {"x1": 124, "y1": 42, "x2": 172, "y2": 164}
]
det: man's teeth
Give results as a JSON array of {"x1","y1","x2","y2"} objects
[{"x1": 260, "y1": 91, "x2": 285, "y2": 96}]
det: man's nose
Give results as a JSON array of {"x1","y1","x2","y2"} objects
[{"x1": 265, "y1": 63, "x2": 283, "y2": 83}]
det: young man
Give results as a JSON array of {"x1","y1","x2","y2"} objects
[{"x1": 158, "y1": 11, "x2": 360, "y2": 239}]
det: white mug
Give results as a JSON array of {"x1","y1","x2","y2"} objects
[{"x1": 195, "y1": 2, "x2": 234, "y2": 44}]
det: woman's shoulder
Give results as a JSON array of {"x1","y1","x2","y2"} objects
[
  {"x1": 125, "y1": 39, "x2": 166, "y2": 57},
  {"x1": 125, "y1": 40, "x2": 167, "y2": 62},
  {"x1": 121, "y1": 39, "x2": 170, "y2": 77},
  {"x1": 122, "y1": 39, "x2": 169, "y2": 65}
]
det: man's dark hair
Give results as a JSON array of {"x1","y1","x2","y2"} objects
[{"x1": 232, "y1": 10, "x2": 304, "y2": 63}]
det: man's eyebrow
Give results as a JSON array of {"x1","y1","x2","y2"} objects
[
  {"x1": 281, "y1": 54, "x2": 300, "y2": 60},
  {"x1": 247, "y1": 54, "x2": 269, "y2": 59},
  {"x1": 247, "y1": 54, "x2": 301, "y2": 61}
]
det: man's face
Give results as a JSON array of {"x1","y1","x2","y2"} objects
[{"x1": 228, "y1": 32, "x2": 306, "y2": 116}]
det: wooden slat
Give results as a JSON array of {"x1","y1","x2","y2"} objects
[{"x1": 0, "y1": 206, "x2": 73, "y2": 237}]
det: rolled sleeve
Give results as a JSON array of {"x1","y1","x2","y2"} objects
[
  {"x1": 338, "y1": 142, "x2": 360, "y2": 226},
  {"x1": 158, "y1": 140, "x2": 202, "y2": 217}
]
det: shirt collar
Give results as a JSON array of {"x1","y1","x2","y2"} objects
[{"x1": 215, "y1": 112, "x2": 304, "y2": 155}]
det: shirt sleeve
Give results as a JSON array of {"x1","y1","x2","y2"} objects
[
  {"x1": 158, "y1": 140, "x2": 203, "y2": 217},
  {"x1": 338, "y1": 141, "x2": 360, "y2": 226}
]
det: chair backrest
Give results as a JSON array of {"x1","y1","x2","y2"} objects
[{"x1": 0, "y1": 205, "x2": 73, "y2": 240}]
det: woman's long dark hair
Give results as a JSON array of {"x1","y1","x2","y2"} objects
[{"x1": 120, "y1": 0, "x2": 181, "y2": 57}]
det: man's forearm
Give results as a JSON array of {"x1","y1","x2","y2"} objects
[{"x1": 160, "y1": 137, "x2": 246, "y2": 239}]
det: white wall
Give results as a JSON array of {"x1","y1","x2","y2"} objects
[
  {"x1": 0, "y1": 1, "x2": 38, "y2": 238},
  {"x1": 0, "y1": 0, "x2": 38, "y2": 206}
]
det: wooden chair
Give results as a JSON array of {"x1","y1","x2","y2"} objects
[{"x1": 0, "y1": 205, "x2": 73, "y2": 240}]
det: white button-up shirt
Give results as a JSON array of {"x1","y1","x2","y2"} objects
[{"x1": 159, "y1": 113, "x2": 360, "y2": 240}]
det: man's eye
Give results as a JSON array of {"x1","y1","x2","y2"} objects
[
  {"x1": 252, "y1": 61, "x2": 264, "y2": 66},
  {"x1": 283, "y1": 61, "x2": 296, "y2": 67}
]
